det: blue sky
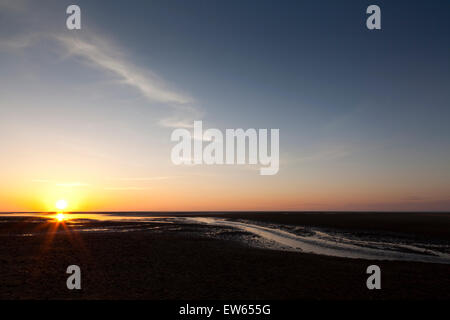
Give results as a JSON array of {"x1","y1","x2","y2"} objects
[{"x1": 0, "y1": 0, "x2": 449, "y2": 211}]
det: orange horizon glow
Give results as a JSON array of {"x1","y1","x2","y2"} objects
[
  {"x1": 1, "y1": 185, "x2": 449, "y2": 212},
  {"x1": 1, "y1": 169, "x2": 450, "y2": 212}
]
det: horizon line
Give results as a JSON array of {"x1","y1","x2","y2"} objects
[{"x1": 1, "y1": 210, "x2": 450, "y2": 214}]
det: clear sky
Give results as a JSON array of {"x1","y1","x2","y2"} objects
[{"x1": 1, "y1": 0, "x2": 449, "y2": 211}]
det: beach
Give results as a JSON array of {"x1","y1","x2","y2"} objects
[{"x1": 0, "y1": 212, "x2": 449, "y2": 300}]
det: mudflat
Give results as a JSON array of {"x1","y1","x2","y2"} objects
[{"x1": 0, "y1": 213, "x2": 449, "y2": 300}]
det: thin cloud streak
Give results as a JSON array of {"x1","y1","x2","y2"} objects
[
  {"x1": 55, "y1": 182, "x2": 89, "y2": 187},
  {"x1": 108, "y1": 176, "x2": 175, "y2": 181},
  {"x1": 54, "y1": 34, "x2": 203, "y2": 128},
  {"x1": 1, "y1": 21, "x2": 203, "y2": 128},
  {"x1": 104, "y1": 187, "x2": 150, "y2": 191},
  {"x1": 55, "y1": 35, "x2": 189, "y2": 105},
  {"x1": 31, "y1": 180, "x2": 89, "y2": 188}
]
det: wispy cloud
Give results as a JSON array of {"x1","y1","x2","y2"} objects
[
  {"x1": 402, "y1": 195, "x2": 427, "y2": 202},
  {"x1": 54, "y1": 34, "x2": 202, "y2": 128},
  {"x1": 104, "y1": 187, "x2": 149, "y2": 191},
  {"x1": 108, "y1": 176, "x2": 175, "y2": 181},
  {"x1": 55, "y1": 182, "x2": 89, "y2": 188},
  {"x1": 0, "y1": 33, "x2": 38, "y2": 51},
  {"x1": 0, "y1": 0, "x2": 203, "y2": 129},
  {"x1": 55, "y1": 35, "x2": 190, "y2": 105},
  {"x1": 32, "y1": 180, "x2": 89, "y2": 188},
  {"x1": 31, "y1": 179, "x2": 52, "y2": 183},
  {"x1": 294, "y1": 145, "x2": 353, "y2": 163}
]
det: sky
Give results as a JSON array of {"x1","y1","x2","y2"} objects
[{"x1": 0, "y1": 0, "x2": 449, "y2": 212}]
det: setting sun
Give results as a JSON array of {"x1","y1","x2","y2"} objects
[
  {"x1": 55, "y1": 199, "x2": 68, "y2": 211},
  {"x1": 56, "y1": 213, "x2": 65, "y2": 222}
]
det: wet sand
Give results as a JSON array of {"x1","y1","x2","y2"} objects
[
  {"x1": 0, "y1": 213, "x2": 449, "y2": 300},
  {"x1": 190, "y1": 212, "x2": 450, "y2": 241}
]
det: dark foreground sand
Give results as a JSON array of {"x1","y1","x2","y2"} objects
[{"x1": 0, "y1": 213, "x2": 449, "y2": 300}]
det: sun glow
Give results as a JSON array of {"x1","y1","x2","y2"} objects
[
  {"x1": 55, "y1": 199, "x2": 68, "y2": 211},
  {"x1": 56, "y1": 213, "x2": 65, "y2": 222}
]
